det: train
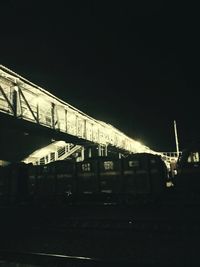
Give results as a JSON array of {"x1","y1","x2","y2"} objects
[
  {"x1": 0, "y1": 153, "x2": 168, "y2": 206},
  {"x1": 175, "y1": 144, "x2": 200, "y2": 194}
]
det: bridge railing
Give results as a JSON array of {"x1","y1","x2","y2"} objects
[
  {"x1": 161, "y1": 151, "x2": 182, "y2": 161},
  {"x1": 0, "y1": 65, "x2": 158, "y2": 155}
]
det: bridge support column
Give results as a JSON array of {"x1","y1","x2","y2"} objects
[
  {"x1": 98, "y1": 145, "x2": 102, "y2": 156},
  {"x1": 98, "y1": 145, "x2": 108, "y2": 156},
  {"x1": 105, "y1": 145, "x2": 108, "y2": 157},
  {"x1": 84, "y1": 145, "x2": 106, "y2": 158},
  {"x1": 80, "y1": 147, "x2": 85, "y2": 161}
]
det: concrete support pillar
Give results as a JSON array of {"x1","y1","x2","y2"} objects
[
  {"x1": 98, "y1": 145, "x2": 102, "y2": 156},
  {"x1": 81, "y1": 147, "x2": 85, "y2": 161},
  {"x1": 105, "y1": 145, "x2": 108, "y2": 157}
]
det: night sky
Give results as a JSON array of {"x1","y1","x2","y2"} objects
[{"x1": 1, "y1": 1, "x2": 199, "y2": 152}]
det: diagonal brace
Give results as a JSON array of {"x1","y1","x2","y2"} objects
[
  {"x1": 0, "y1": 85, "x2": 15, "y2": 115},
  {"x1": 18, "y1": 87, "x2": 39, "y2": 123}
]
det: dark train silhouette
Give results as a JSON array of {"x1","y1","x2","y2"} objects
[
  {"x1": 0, "y1": 153, "x2": 168, "y2": 205},
  {"x1": 175, "y1": 144, "x2": 200, "y2": 194}
]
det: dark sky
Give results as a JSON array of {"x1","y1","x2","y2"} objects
[{"x1": 1, "y1": 1, "x2": 199, "y2": 151}]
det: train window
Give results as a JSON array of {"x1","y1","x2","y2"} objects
[
  {"x1": 81, "y1": 163, "x2": 91, "y2": 172},
  {"x1": 188, "y1": 152, "x2": 200, "y2": 163},
  {"x1": 128, "y1": 160, "x2": 139, "y2": 167},
  {"x1": 104, "y1": 161, "x2": 114, "y2": 170}
]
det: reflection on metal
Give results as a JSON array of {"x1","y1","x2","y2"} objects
[{"x1": 0, "y1": 65, "x2": 162, "y2": 159}]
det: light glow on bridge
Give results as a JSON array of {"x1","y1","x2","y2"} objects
[{"x1": 0, "y1": 65, "x2": 161, "y2": 158}]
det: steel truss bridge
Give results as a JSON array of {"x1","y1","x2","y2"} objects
[{"x1": 0, "y1": 65, "x2": 177, "y2": 165}]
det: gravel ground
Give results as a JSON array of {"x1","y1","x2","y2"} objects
[{"x1": 1, "y1": 202, "x2": 200, "y2": 265}]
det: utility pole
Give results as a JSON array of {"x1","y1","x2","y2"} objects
[{"x1": 174, "y1": 120, "x2": 180, "y2": 157}]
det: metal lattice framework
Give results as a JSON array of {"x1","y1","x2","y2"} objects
[{"x1": 0, "y1": 65, "x2": 161, "y2": 156}]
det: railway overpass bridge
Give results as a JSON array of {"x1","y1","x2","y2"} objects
[{"x1": 0, "y1": 65, "x2": 177, "y2": 166}]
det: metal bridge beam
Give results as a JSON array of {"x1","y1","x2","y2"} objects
[{"x1": 0, "y1": 65, "x2": 163, "y2": 158}]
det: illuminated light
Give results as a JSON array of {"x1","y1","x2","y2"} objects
[
  {"x1": 166, "y1": 181, "x2": 174, "y2": 187},
  {"x1": 22, "y1": 141, "x2": 82, "y2": 164},
  {"x1": 23, "y1": 141, "x2": 66, "y2": 163}
]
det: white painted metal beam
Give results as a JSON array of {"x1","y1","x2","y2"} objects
[{"x1": 0, "y1": 65, "x2": 162, "y2": 156}]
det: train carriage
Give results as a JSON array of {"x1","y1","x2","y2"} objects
[
  {"x1": 0, "y1": 163, "x2": 29, "y2": 204},
  {"x1": 0, "y1": 153, "x2": 168, "y2": 206},
  {"x1": 0, "y1": 165, "x2": 9, "y2": 204},
  {"x1": 98, "y1": 157, "x2": 122, "y2": 194},
  {"x1": 122, "y1": 153, "x2": 167, "y2": 197},
  {"x1": 176, "y1": 145, "x2": 200, "y2": 194},
  {"x1": 48, "y1": 160, "x2": 75, "y2": 200},
  {"x1": 76, "y1": 159, "x2": 99, "y2": 196},
  {"x1": 28, "y1": 160, "x2": 75, "y2": 204},
  {"x1": 148, "y1": 155, "x2": 167, "y2": 194},
  {"x1": 122, "y1": 155, "x2": 139, "y2": 195},
  {"x1": 27, "y1": 164, "x2": 43, "y2": 203},
  {"x1": 123, "y1": 154, "x2": 151, "y2": 196}
]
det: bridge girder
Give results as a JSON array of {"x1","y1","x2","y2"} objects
[{"x1": 0, "y1": 65, "x2": 162, "y2": 162}]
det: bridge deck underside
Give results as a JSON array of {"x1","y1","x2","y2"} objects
[{"x1": 0, "y1": 113, "x2": 89, "y2": 162}]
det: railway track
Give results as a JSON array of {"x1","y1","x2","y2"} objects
[{"x1": 1, "y1": 201, "x2": 200, "y2": 266}]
